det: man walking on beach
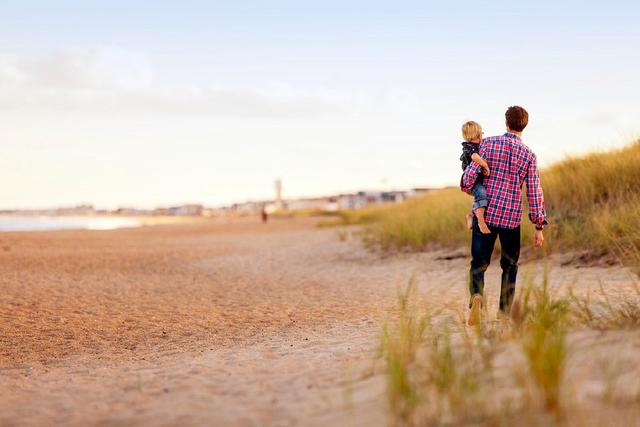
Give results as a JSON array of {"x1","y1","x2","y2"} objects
[{"x1": 461, "y1": 106, "x2": 548, "y2": 325}]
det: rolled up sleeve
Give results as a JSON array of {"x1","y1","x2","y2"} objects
[{"x1": 461, "y1": 162, "x2": 481, "y2": 193}]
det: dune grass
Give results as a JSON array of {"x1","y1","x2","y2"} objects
[
  {"x1": 379, "y1": 279, "x2": 429, "y2": 423},
  {"x1": 322, "y1": 188, "x2": 470, "y2": 249},
  {"x1": 271, "y1": 208, "x2": 340, "y2": 218},
  {"x1": 327, "y1": 141, "x2": 640, "y2": 263},
  {"x1": 379, "y1": 273, "x2": 640, "y2": 426},
  {"x1": 543, "y1": 141, "x2": 640, "y2": 255},
  {"x1": 568, "y1": 282, "x2": 640, "y2": 330},
  {"x1": 517, "y1": 279, "x2": 569, "y2": 413}
]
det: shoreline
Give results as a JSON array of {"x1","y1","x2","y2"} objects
[{"x1": 0, "y1": 214, "x2": 206, "y2": 233}]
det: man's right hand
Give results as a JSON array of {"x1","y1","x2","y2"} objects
[{"x1": 534, "y1": 230, "x2": 544, "y2": 247}]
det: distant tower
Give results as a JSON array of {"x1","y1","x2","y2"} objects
[{"x1": 275, "y1": 178, "x2": 283, "y2": 208}]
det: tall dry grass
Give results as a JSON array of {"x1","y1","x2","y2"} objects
[
  {"x1": 379, "y1": 273, "x2": 640, "y2": 426},
  {"x1": 515, "y1": 277, "x2": 569, "y2": 413},
  {"x1": 365, "y1": 189, "x2": 471, "y2": 250},
  {"x1": 379, "y1": 279, "x2": 429, "y2": 423},
  {"x1": 329, "y1": 141, "x2": 640, "y2": 263},
  {"x1": 543, "y1": 141, "x2": 640, "y2": 255}
]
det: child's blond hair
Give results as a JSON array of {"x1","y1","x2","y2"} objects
[{"x1": 462, "y1": 121, "x2": 482, "y2": 141}]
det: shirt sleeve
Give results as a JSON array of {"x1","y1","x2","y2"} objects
[
  {"x1": 461, "y1": 162, "x2": 480, "y2": 193},
  {"x1": 525, "y1": 154, "x2": 549, "y2": 228}
]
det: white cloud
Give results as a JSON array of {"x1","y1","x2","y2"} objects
[
  {"x1": 0, "y1": 47, "x2": 154, "y2": 90},
  {"x1": 0, "y1": 47, "x2": 436, "y2": 119},
  {"x1": 0, "y1": 47, "x2": 350, "y2": 118}
]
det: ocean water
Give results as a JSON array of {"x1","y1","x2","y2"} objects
[{"x1": 0, "y1": 216, "x2": 143, "y2": 232}]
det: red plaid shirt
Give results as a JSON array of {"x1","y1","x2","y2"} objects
[{"x1": 461, "y1": 132, "x2": 548, "y2": 229}]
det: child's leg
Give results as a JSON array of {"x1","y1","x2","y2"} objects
[
  {"x1": 466, "y1": 210, "x2": 473, "y2": 230},
  {"x1": 471, "y1": 183, "x2": 491, "y2": 234},
  {"x1": 475, "y1": 207, "x2": 491, "y2": 234}
]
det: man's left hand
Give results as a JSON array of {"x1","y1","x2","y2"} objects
[{"x1": 534, "y1": 230, "x2": 544, "y2": 247}]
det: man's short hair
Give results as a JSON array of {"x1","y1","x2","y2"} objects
[
  {"x1": 505, "y1": 106, "x2": 528, "y2": 132},
  {"x1": 461, "y1": 121, "x2": 482, "y2": 141}
]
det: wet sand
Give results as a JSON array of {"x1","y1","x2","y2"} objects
[{"x1": 0, "y1": 217, "x2": 637, "y2": 426}]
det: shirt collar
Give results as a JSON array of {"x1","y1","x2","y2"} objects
[{"x1": 504, "y1": 132, "x2": 522, "y2": 142}]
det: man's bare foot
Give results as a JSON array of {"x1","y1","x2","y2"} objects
[
  {"x1": 467, "y1": 294, "x2": 482, "y2": 326},
  {"x1": 478, "y1": 220, "x2": 491, "y2": 234},
  {"x1": 466, "y1": 214, "x2": 473, "y2": 230}
]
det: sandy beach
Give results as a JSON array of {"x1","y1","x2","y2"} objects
[{"x1": 1, "y1": 217, "x2": 638, "y2": 426}]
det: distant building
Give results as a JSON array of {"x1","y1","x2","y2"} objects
[
  {"x1": 285, "y1": 197, "x2": 336, "y2": 212},
  {"x1": 153, "y1": 207, "x2": 171, "y2": 216},
  {"x1": 115, "y1": 207, "x2": 151, "y2": 216},
  {"x1": 150, "y1": 204, "x2": 203, "y2": 216},
  {"x1": 409, "y1": 187, "x2": 432, "y2": 196},
  {"x1": 168, "y1": 204, "x2": 203, "y2": 216},
  {"x1": 3, "y1": 184, "x2": 433, "y2": 220},
  {"x1": 381, "y1": 191, "x2": 409, "y2": 203},
  {"x1": 337, "y1": 194, "x2": 364, "y2": 210},
  {"x1": 56, "y1": 204, "x2": 96, "y2": 216},
  {"x1": 229, "y1": 201, "x2": 263, "y2": 215}
]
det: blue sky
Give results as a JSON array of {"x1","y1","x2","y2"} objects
[{"x1": 1, "y1": 1, "x2": 639, "y2": 209}]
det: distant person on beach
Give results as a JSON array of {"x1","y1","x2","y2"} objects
[
  {"x1": 261, "y1": 207, "x2": 268, "y2": 224},
  {"x1": 459, "y1": 121, "x2": 491, "y2": 234},
  {"x1": 460, "y1": 106, "x2": 548, "y2": 325}
]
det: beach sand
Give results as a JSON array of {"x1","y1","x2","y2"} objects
[{"x1": 0, "y1": 217, "x2": 638, "y2": 426}]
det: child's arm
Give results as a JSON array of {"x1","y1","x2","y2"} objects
[{"x1": 470, "y1": 153, "x2": 490, "y2": 175}]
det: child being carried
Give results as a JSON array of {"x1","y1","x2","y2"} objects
[{"x1": 460, "y1": 121, "x2": 491, "y2": 234}]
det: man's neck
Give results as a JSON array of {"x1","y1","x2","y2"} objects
[{"x1": 506, "y1": 129, "x2": 523, "y2": 137}]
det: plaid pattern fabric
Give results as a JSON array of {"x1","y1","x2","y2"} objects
[{"x1": 461, "y1": 132, "x2": 548, "y2": 229}]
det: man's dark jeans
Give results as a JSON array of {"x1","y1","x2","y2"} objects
[{"x1": 469, "y1": 216, "x2": 520, "y2": 312}]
